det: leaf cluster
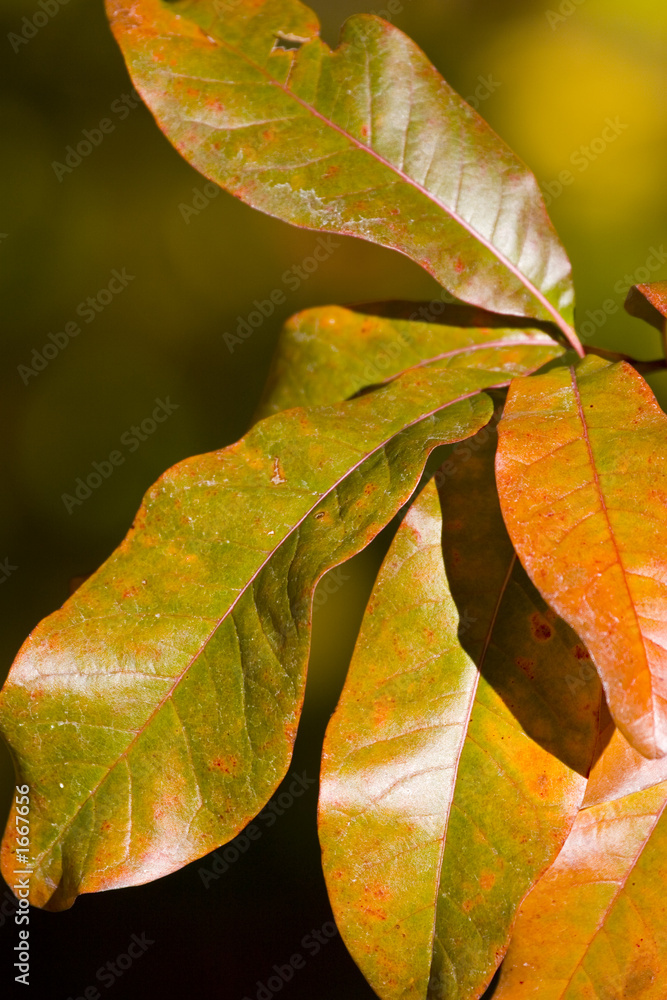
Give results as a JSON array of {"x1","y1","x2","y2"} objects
[{"x1": 3, "y1": 2, "x2": 667, "y2": 997}]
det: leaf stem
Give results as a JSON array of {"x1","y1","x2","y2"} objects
[{"x1": 558, "y1": 320, "x2": 585, "y2": 358}]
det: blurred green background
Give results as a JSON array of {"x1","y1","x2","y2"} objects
[{"x1": 1, "y1": 0, "x2": 666, "y2": 996}]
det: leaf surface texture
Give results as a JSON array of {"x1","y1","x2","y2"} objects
[
  {"x1": 106, "y1": 0, "x2": 574, "y2": 326},
  {"x1": 497, "y1": 356, "x2": 667, "y2": 759}
]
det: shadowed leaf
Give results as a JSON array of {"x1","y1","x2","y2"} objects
[
  {"x1": 625, "y1": 281, "x2": 667, "y2": 333},
  {"x1": 319, "y1": 436, "x2": 601, "y2": 1000},
  {"x1": 106, "y1": 0, "x2": 576, "y2": 334},
  {"x1": 0, "y1": 368, "x2": 500, "y2": 910},
  {"x1": 496, "y1": 356, "x2": 667, "y2": 759}
]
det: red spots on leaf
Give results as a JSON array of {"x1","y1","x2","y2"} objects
[
  {"x1": 454, "y1": 259, "x2": 465, "y2": 274},
  {"x1": 480, "y1": 872, "x2": 496, "y2": 890},
  {"x1": 530, "y1": 613, "x2": 553, "y2": 642},
  {"x1": 574, "y1": 644, "x2": 591, "y2": 661},
  {"x1": 536, "y1": 772, "x2": 550, "y2": 798},
  {"x1": 323, "y1": 165, "x2": 340, "y2": 179},
  {"x1": 361, "y1": 125, "x2": 369, "y2": 138},
  {"x1": 211, "y1": 757, "x2": 238, "y2": 774},
  {"x1": 373, "y1": 697, "x2": 395, "y2": 727},
  {"x1": 516, "y1": 657, "x2": 535, "y2": 680}
]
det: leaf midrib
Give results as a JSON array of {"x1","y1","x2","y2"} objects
[
  {"x1": 428, "y1": 528, "x2": 517, "y2": 983},
  {"x1": 29, "y1": 383, "x2": 502, "y2": 876},
  {"x1": 150, "y1": 9, "x2": 579, "y2": 346},
  {"x1": 370, "y1": 335, "x2": 562, "y2": 389},
  {"x1": 555, "y1": 793, "x2": 667, "y2": 1000},
  {"x1": 569, "y1": 366, "x2": 656, "y2": 747}
]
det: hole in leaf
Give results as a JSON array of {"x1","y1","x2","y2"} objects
[{"x1": 273, "y1": 32, "x2": 307, "y2": 52}]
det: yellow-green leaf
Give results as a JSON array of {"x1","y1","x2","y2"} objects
[
  {"x1": 256, "y1": 304, "x2": 563, "y2": 419},
  {"x1": 319, "y1": 434, "x2": 602, "y2": 1000},
  {"x1": 0, "y1": 368, "x2": 498, "y2": 910}
]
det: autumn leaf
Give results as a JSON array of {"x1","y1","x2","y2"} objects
[
  {"x1": 255, "y1": 303, "x2": 563, "y2": 419},
  {"x1": 319, "y1": 434, "x2": 602, "y2": 1000},
  {"x1": 105, "y1": 0, "x2": 579, "y2": 340},
  {"x1": 494, "y1": 725, "x2": 667, "y2": 1000},
  {"x1": 0, "y1": 367, "x2": 499, "y2": 910},
  {"x1": 625, "y1": 280, "x2": 667, "y2": 333},
  {"x1": 496, "y1": 355, "x2": 667, "y2": 759}
]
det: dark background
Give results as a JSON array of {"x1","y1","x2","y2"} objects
[{"x1": 1, "y1": 0, "x2": 667, "y2": 997}]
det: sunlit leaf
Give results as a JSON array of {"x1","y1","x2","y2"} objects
[
  {"x1": 106, "y1": 0, "x2": 577, "y2": 335},
  {"x1": 496, "y1": 355, "x2": 667, "y2": 759},
  {"x1": 256, "y1": 304, "x2": 563, "y2": 419},
  {"x1": 319, "y1": 434, "x2": 602, "y2": 1000},
  {"x1": 495, "y1": 725, "x2": 667, "y2": 1000},
  {"x1": 0, "y1": 368, "x2": 500, "y2": 910}
]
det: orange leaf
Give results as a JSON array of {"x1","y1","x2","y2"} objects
[
  {"x1": 496, "y1": 356, "x2": 667, "y2": 759},
  {"x1": 495, "y1": 725, "x2": 667, "y2": 999}
]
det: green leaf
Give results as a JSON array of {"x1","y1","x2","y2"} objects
[
  {"x1": 496, "y1": 355, "x2": 667, "y2": 759},
  {"x1": 319, "y1": 434, "x2": 602, "y2": 1000},
  {"x1": 494, "y1": 726, "x2": 667, "y2": 1000},
  {"x1": 255, "y1": 304, "x2": 564, "y2": 419},
  {"x1": 106, "y1": 0, "x2": 578, "y2": 338},
  {"x1": 0, "y1": 367, "x2": 498, "y2": 911}
]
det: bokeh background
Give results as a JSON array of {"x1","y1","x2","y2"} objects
[{"x1": 1, "y1": 0, "x2": 666, "y2": 996}]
